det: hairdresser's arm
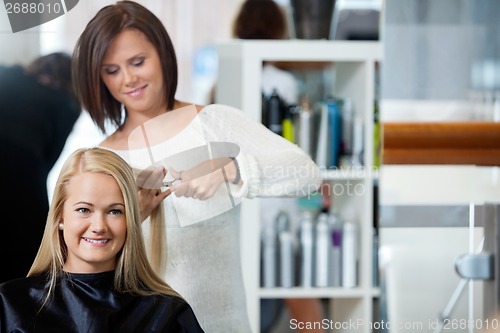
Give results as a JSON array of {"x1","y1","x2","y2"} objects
[
  {"x1": 170, "y1": 157, "x2": 240, "y2": 200},
  {"x1": 200, "y1": 105, "x2": 322, "y2": 199}
]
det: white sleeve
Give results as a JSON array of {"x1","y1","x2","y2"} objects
[{"x1": 199, "y1": 104, "x2": 322, "y2": 199}]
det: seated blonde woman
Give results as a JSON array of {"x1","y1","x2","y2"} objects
[{"x1": 0, "y1": 147, "x2": 204, "y2": 333}]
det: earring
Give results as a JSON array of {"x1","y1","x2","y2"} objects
[{"x1": 58, "y1": 223, "x2": 64, "y2": 231}]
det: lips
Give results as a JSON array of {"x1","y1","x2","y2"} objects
[
  {"x1": 83, "y1": 237, "x2": 110, "y2": 244},
  {"x1": 125, "y1": 85, "x2": 147, "y2": 97}
]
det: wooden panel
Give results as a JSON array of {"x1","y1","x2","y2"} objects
[{"x1": 382, "y1": 122, "x2": 500, "y2": 165}]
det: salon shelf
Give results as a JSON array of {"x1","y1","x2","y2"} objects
[
  {"x1": 259, "y1": 287, "x2": 381, "y2": 299},
  {"x1": 321, "y1": 168, "x2": 379, "y2": 181},
  {"x1": 216, "y1": 40, "x2": 382, "y2": 333}
]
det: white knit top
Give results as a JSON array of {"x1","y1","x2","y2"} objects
[{"x1": 110, "y1": 104, "x2": 321, "y2": 333}]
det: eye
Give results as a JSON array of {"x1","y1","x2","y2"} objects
[
  {"x1": 131, "y1": 58, "x2": 144, "y2": 67},
  {"x1": 77, "y1": 207, "x2": 91, "y2": 214},
  {"x1": 102, "y1": 66, "x2": 119, "y2": 75},
  {"x1": 109, "y1": 209, "x2": 124, "y2": 216}
]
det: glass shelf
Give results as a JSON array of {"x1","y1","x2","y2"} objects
[{"x1": 259, "y1": 287, "x2": 381, "y2": 299}]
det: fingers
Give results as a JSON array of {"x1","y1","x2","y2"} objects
[
  {"x1": 172, "y1": 172, "x2": 222, "y2": 200},
  {"x1": 156, "y1": 188, "x2": 171, "y2": 201},
  {"x1": 172, "y1": 180, "x2": 188, "y2": 198},
  {"x1": 168, "y1": 167, "x2": 182, "y2": 181},
  {"x1": 138, "y1": 187, "x2": 171, "y2": 222},
  {"x1": 136, "y1": 166, "x2": 166, "y2": 189}
]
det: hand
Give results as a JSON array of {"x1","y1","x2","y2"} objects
[
  {"x1": 135, "y1": 165, "x2": 165, "y2": 189},
  {"x1": 134, "y1": 166, "x2": 171, "y2": 221},
  {"x1": 138, "y1": 186, "x2": 170, "y2": 222},
  {"x1": 170, "y1": 157, "x2": 237, "y2": 200}
]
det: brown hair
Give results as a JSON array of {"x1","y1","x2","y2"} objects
[
  {"x1": 26, "y1": 52, "x2": 77, "y2": 102},
  {"x1": 232, "y1": 0, "x2": 287, "y2": 40},
  {"x1": 72, "y1": 0, "x2": 178, "y2": 134}
]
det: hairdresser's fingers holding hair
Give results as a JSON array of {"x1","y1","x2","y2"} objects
[
  {"x1": 173, "y1": 170, "x2": 223, "y2": 200},
  {"x1": 138, "y1": 187, "x2": 171, "y2": 222},
  {"x1": 135, "y1": 166, "x2": 165, "y2": 189}
]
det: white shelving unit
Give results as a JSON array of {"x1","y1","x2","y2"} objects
[{"x1": 216, "y1": 40, "x2": 382, "y2": 333}]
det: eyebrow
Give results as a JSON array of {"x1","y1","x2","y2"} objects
[
  {"x1": 73, "y1": 202, "x2": 125, "y2": 208},
  {"x1": 74, "y1": 201, "x2": 93, "y2": 206},
  {"x1": 101, "y1": 53, "x2": 148, "y2": 67},
  {"x1": 110, "y1": 203, "x2": 126, "y2": 208}
]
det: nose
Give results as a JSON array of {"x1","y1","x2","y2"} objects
[
  {"x1": 123, "y1": 68, "x2": 138, "y2": 87},
  {"x1": 90, "y1": 214, "x2": 108, "y2": 233}
]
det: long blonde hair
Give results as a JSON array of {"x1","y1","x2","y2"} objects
[
  {"x1": 28, "y1": 148, "x2": 178, "y2": 306},
  {"x1": 148, "y1": 201, "x2": 166, "y2": 275}
]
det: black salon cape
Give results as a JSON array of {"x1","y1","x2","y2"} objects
[{"x1": 0, "y1": 271, "x2": 205, "y2": 333}]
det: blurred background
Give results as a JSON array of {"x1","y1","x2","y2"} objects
[{"x1": 2, "y1": 1, "x2": 500, "y2": 332}]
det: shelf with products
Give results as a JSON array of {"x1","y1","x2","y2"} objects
[
  {"x1": 321, "y1": 168, "x2": 379, "y2": 181},
  {"x1": 216, "y1": 40, "x2": 382, "y2": 333},
  {"x1": 260, "y1": 287, "x2": 381, "y2": 299}
]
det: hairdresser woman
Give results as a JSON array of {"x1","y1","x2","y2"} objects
[{"x1": 72, "y1": 1, "x2": 321, "y2": 332}]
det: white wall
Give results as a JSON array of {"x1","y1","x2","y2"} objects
[{"x1": 0, "y1": 5, "x2": 40, "y2": 65}]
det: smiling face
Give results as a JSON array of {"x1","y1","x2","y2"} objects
[
  {"x1": 100, "y1": 28, "x2": 166, "y2": 118},
  {"x1": 61, "y1": 172, "x2": 127, "y2": 273}
]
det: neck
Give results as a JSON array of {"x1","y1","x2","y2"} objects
[{"x1": 120, "y1": 100, "x2": 195, "y2": 133}]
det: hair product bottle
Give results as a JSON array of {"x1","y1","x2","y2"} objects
[
  {"x1": 327, "y1": 97, "x2": 342, "y2": 168},
  {"x1": 329, "y1": 213, "x2": 343, "y2": 287},
  {"x1": 267, "y1": 88, "x2": 283, "y2": 136},
  {"x1": 299, "y1": 210, "x2": 315, "y2": 287},
  {"x1": 315, "y1": 212, "x2": 330, "y2": 287},
  {"x1": 276, "y1": 211, "x2": 294, "y2": 288},
  {"x1": 342, "y1": 221, "x2": 358, "y2": 288},
  {"x1": 261, "y1": 217, "x2": 277, "y2": 288},
  {"x1": 282, "y1": 106, "x2": 295, "y2": 143},
  {"x1": 298, "y1": 95, "x2": 312, "y2": 157}
]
